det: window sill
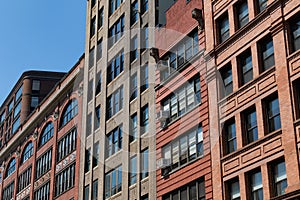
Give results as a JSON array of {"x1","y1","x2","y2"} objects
[
  {"x1": 106, "y1": 109, "x2": 123, "y2": 124},
  {"x1": 106, "y1": 191, "x2": 122, "y2": 200},
  {"x1": 107, "y1": 71, "x2": 125, "y2": 88}
]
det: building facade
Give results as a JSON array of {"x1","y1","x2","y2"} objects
[
  {"x1": 203, "y1": 0, "x2": 300, "y2": 199},
  {"x1": 153, "y1": 0, "x2": 212, "y2": 200},
  {"x1": 0, "y1": 56, "x2": 84, "y2": 200}
]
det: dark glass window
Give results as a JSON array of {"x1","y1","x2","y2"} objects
[
  {"x1": 18, "y1": 166, "x2": 32, "y2": 192},
  {"x1": 141, "y1": 0, "x2": 148, "y2": 14},
  {"x1": 90, "y1": 17, "x2": 96, "y2": 37},
  {"x1": 21, "y1": 142, "x2": 33, "y2": 164},
  {"x1": 141, "y1": 25, "x2": 149, "y2": 51},
  {"x1": 97, "y1": 39, "x2": 103, "y2": 61},
  {"x1": 3, "y1": 181, "x2": 14, "y2": 200},
  {"x1": 93, "y1": 179, "x2": 98, "y2": 200},
  {"x1": 141, "y1": 64, "x2": 149, "y2": 92},
  {"x1": 238, "y1": 50, "x2": 253, "y2": 85},
  {"x1": 220, "y1": 64, "x2": 233, "y2": 97},
  {"x1": 106, "y1": 125, "x2": 123, "y2": 158},
  {"x1": 272, "y1": 160, "x2": 287, "y2": 197},
  {"x1": 259, "y1": 36, "x2": 275, "y2": 72},
  {"x1": 244, "y1": 108, "x2": 258, "y2": 144},
  {"x1": 57, "y1": 128, "x2": 77, "y2": 162},
  {"x1": 36, "y1": 149, "x2": 52, "y2": 179},
  {"x1": 218, "y1": 13, "x2": 230, "y2": 43},
  {"x1": 107, "y1": 51, "x2": 124, "y2": 84},
  {"x1": 130, "y1": 113, "x2": 137, "y2": 142},
  {"x1": 34, "y1": 182, "x2": 50, "y2": 200},
  {"x1": 131, "y1": 35, "x2": 138, "y2": 62},
  {"x1": 95, "y1": 106, "x2": 101, "y2": 129},
  {"x1": 256, "y1": 0, "x2": 267, "y2": 13},
  {"x1": 141, "y1": 148, "x2": 149, "y2": 179},
  {"x1": 104, "y1": 166, "x2": 122, "y2": 199},
  {"x1": 98, "y1": 8, "x2": 104, "y2": 29},
  {"x1": 5, "y1": 158, "x2": 16, "y2": 178},
  {"x1": 85, "y1": 148, "x2": 91, "y2": 173},
  {"x1": 39, "y1": 122, "x2": 54, "y2": 147},
  {"x1": 107, "y1": 86, "x2": 123, "y2": 119},
  {"x1": 108, "y1": 15, "x2": 125, "y2": 48},
  {"x1": 141, "y1": 105, "x2": 149, "y2": 134},
  {"x1": 290, "y1": 16, "x2": 300, "y2": 53},
  {"x1": 226, "y1": 178, "x2": 240, "y2": 200},
  {"x1": 84, "y1": 185, "x2": 90, "y2": 200},
  {"x1": 131, "y1": 1, "x2": 138, "y2": 25},
  {"x1": 224, "y1": 120, "x2": 237, "y2": 154},
  {"x1": 130, "y1": 73, "x2": 138, "y2": 101},
  {"x1": 265, "y1": 95, "x2": 281, "y2": 133},
  {"x1": 60, "y1": 99, "x2": 78, "y2": 127},
  {"x1": 93, "y1": 142, "x2": 100, "y2": 168},
  {"x1": 96, "y1": 71, "x2": 102, "y2": 95},
  {"x1": 109, "y1": 0, "x2": 124, "y2": 15},
  {"x1": 236, "y1": 0, "x2": 249, "y2": 29},
  {"x1": 55, "y1": 163, "x2": 76, "y2": 196},
  {"x1": 129, "y1": 156, "x2": 137, "y2": 185},
  {"x1": 91, "y1": 0, "x2": 96, "y2": 8},
  {"x1": 249, "y1": 169, "x2": 263, "y2": 200}
]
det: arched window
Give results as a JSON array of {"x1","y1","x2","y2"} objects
[
  {"x1": 39, "y1": 122, "x2": 54, "y2": 147},
  {"x1": 21, "y1": 142, "x2": 33, "y2": 164},
  {"x1": 60, "y1": 99, "x2": 78, "y2": 127},
  {"x1": 5, "y1": 158, "x2": 16, "y2": 178}
]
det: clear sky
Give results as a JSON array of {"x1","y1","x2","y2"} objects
[{"x1": 0, "y1": 0, "x2": 86, "y2": 104}]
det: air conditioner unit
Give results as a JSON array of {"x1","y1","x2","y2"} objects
[
  {"x1": 156, "y1": 60, "x2": 169, "y2": 71},
  {"x1": 156, "y1": 158, "x2": 171, "y2": 169},
  {"x1": 156, "y1": 110, "x2": 169, "y2": 122}
]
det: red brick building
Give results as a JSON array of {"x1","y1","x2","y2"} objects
[
  {"x1": 0, "y1": 55, "x2": 84, "y2": 200},
  {"x1": 203, "y1": 0, "x2": 300, "y2": 199},
  {"x1": 154, "y1": 0, "x2": 212, "y2": 199}
]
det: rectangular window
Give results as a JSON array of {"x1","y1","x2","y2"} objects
[
  {"x1": 236, "y1": 0, "x2": 249, "y2": 29},
  {"x1": 217, "y1": 13, "x2": 230, "y2": 43},
  {"x1": 98, "y1": 8, "x2": 104, "y2": 29},
  {"x1": 36, "y1": 149, "x2": 52, "y2": 179},
  {"x1": 95, "y1": 106, "x2": 100, "y2": 129},
  {"x1": 131, "y1": 36, "x2": 138, "y2": 62},
  {"x1": 96, "y1": 71, "x2": 102, "y2": 95},
  {"x1": 96, "y1": 39, "x2": 103, "y2": 62},
  {"x1": 57, "y1": 128, "x2": 77, "y2": 162},
  {"x1": 294, "y1": 79, "x2": 300, "y2": 119},
  {"x1": 109, "y1": 0, "x2": 124, "y2": 15},
  {"x1": 141, "y1": 105, "x2": 149, "y2": 134},
  {"x1": 88, "y1": 79, "x2": 94, "y2": 101},
  {"x1": 290, "y1": 15, "x2": 300, "y2": 53},
  {"x1": 131, "y1": 1, "x2": 138, "y2": 25},
  {"x1": 107, "y1": 86, "x2": 123, "y2": 119},
  {"x1": 129, "y1": 156, "x2": 137, "y2": 185},
  {"x1": 34, "y1": 182, "x2": 50, "y2": 200},
  {"x1": 89, "y1": 47, "x2": 95, "y2": 68},
  {"x1": 226, "y1": 178, "x2": 240, "y2": 200},
  {"x1": 105, "y1": 166, "x2": 122, "y2": 199},
  {"x1": 91, "y1": 0, "x2": 96, "y2": 8},
  {"x1": 3, "y1": 181, "x2": 14, "y2": 200},
  {"x1": 14, "y1": 101, "x2": 21, "y2": 118},
  {"x1": 130, "y1": 73, "x2": 138, "y2": 101},
  {"x1": 243, "y1": 108, "x2": 258, "y2": 144},
  {"x1": 90, "y1": 17, "x2": 96, "y2": 37},
  {"x1": 163, "y1": 178, "x2": 205, "y2": 200},
  {"x1": 249, "y1": 169, "x2": 263, "y2": 200},
  {"x1": 18, "y1": 166, "x2": 32, "y2": 192},
  {"x1": 141, "y1": 148, "x2": 149, "y2": 179},
  {"x1": 32, "y1": 80, "x2": 40, "y2": 91},
  {"x1": 12, "y1": 116, "x2": 20, "y2": 134},
  {"x1": 259, "y1": 36, "x2": 275, "y2": 72},
  {"x1": 107, "y1": 51, "x2": 124, "y2": 83},
  {"x1": 162, "y1": 125, "x2": 203, "y2": 173},
  {"x1": 106, "y1": 125, "x2": 123, "y2": 158},
  {"x1": 224, "y1": 120, "x2": 237, "y2": 154},
  {"x1": 93, "y1": 142, "x2": 100, "y2": 168},
  {"x1": 31, "y1": 96, "x2": 39, "y2": 110},
  {"x1": 141, "y1": 25, "x2": 149, "y2": 52},
  {"x1": 238, "y1": 50, "x2": 253, "y2": 85},
  {"x1": 85, "y1": 148, "x2": 91, "y2": 173},
  {"x1": 108, "y1": 15, "x2": 125, "y2": 48},
  {"x1": 130, "y1": 113, "x2": 137, "y2": 143},
  {"x1": 220, "y1": 64, "x2": 233, "y2": 98},
  {"x1": 84, "y1": 185, "x2": 90, "y2": 200},
  {"x1": 86, "y1": 113, "x2": 92, "y2": 137},
  {"x1": 55, "y1": 163, "x2": 76, "y2": 197},
  {"x1": 15, "y1": 85, "x2": 22, "y2": 101},
  {"x1": 141, "y1": 64, "x2": 149, "y2": 92},
  {"x1": 93, "y1": 179, "x2": 98, "y2": 200},
  {"x1": 141, "y1": 0, "x2": 148, "y2": 14},
  {"x1": 272, "y1": 160, "x2": 287, "y2": 197},
  {"x1": 256, "y1": 0, "x2": 267, "y2": 13},
  {"x1": 265, "y1": 95, "x2": 281, "y2": 133}
]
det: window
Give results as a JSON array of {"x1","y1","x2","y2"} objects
[
  {"x1": 5, "y1": 158, "x2": 16, "y2": 178},
  {"x1": 162, "y1": 126, "x2": 203, "y2": 174},
  {"x1": 141, "y1": 195, "x2": 149, "y2": 200},
  {"x1": 141, "y1": 25, "x2": 149, "y2": 51},
  {"x1": 131, "y1": 1, "x2": 138, "y2": 25},
  {"x1": 93, "y1": 142, "x2": 100, "y2": 168},
  {"x1": 18, "y1": 166, "x2": 32, "y2": 192},
  {"x1": 34, "y1": 181, "x2": 50, "y2": 200},
  {"x1": 160, "y1": 31, "x2": 199, "y2": 80},
  {"x1": 238, "y1": 49, "x2": 253, "y2": 86},
  {"x1": 129, "y1": 156, "x2": 137, "y2": 185},
  {"x1": 31, "y1": 96, "x2": 39, "y2": 110},
  {"x1": 8, "y1": 100, "x2": 13, "y2": 113},
  {"x1": 107, "y1": 51, "x2": 124, "y2": 83},
  {"x1": 96, "y1": 71, "x2": 102, "y2": 95},
  {"x1": 162, "y1": 75, "x2": 201, "y2": 123},
  {"x1": 290, "y1": 15, "x2": 300, "y2": 53},
  {"x1": 109, "y1": 0, "x2": 124, "y2": 15},
  {"x1": 84, "y1": 185, "x2": 90, "y2": 200},
  {"x1": 15, "y1": 85, "x2": 22, "y2": 101},
  {"x1": 256, "y1": 0, "x2": 267, "y2": 13},
  {"x1": 130, "y1": 73, "x2": 138, "y2": 101},
  {"x1": 14, "y1": 101, "x2": 21, "y2": 118},
  {"x1": 91, "y1": 0, "x2": 96, "y2": 8},
  {"x1": 248, "y1": 169, "x2": 263, "y2": 200},
  {"x1": 130, "y1": 113, "x2": 137, "y2": 142},
  {"x1": 21, "y1": 142, "x2": 34, "y2": 164},
  {"x1": 243, "y1": 108, "x2": 258, "y2": 144},
  {"x1": 89, "y1": 47, "x2": 95, "y2": 68},
  {"x1": 93, "y1": 179, "x2": 98, "y2": 200},
  {"x1": 106, "y1": 125, "x2": 123, "y2": 158},
  {"x1": 272, "y1": 160, "x2": 287, "y2": 197},
  {"x1": 32, "y1": 80, "x2": 40, "y2": 92},
  {"x1": 60, "y1": 99, "x2": 78, "y2": 127},
  {"x1": 226, "y1": 178, "x2": 240, "y2": 200},
  {"x1": 259, "y1": 36, "x2": 274, "y2": 72},
  {"x1": 98, "y1": 8, "x2": 104, "y2": 29},
  {"x1": 55, "y1": 163, "x2": 76, "y2": 196},
  {"x1": 141, "y1": 148, "x2": 149, "y2": 179},
  {"x1": 224, "y1": 120, "x2": 236, "y2": 154},
  {"x1": 141, "y1": 105, "x2": 149, "y2": 134},
  {"x1": 131, "y1": 36, "x2": 138, "y2": 62},
  {"x1": 265, "y1": 95, "x2": 281, "y2": 133},
  {"x1": 141, "y1": 64, "x2": 149, "y2": 92},
  {"x1": 36, "y1": 149, "x2": 52, "y2": 179},
  {"x1": 86, "y1": 113, "x2": 92, "y2": 137},
  {"x1": 12, "y1": 116, "x2": 20, "y2": 134},
  {"x1": 294, "y1": 79, "x2": 300, "y2": 119},
  {"x1": 105, "y1": 166, "x2": 122, "y2": 199},
  {"x1": 3, "y1": 181, "x2": 14, "y2": 200},
  {"x1": 236, "y1": 0, "x2": 249, "y2": 29},
  {"x1": 88, "y1": 75, "x2": 94, "y2": 100},
  {"x1": 163, "y1": 178, "x2": 205, "y2": 200},
  {"x1": 95, "y1": 106, "x2": 101, "y2": 129},
  {"x1": 108, "y1": 15, "x2": 125, "y2": 48},
  {"x1": 141, "y1": 0, "x2": 148, "y2": 14},
  {"x1": 217, "y1": 13, "x2": 230, "y2": 43},
  {"x1": 39, "y1": 122, "x2": 54, "y2": 147},
  {"x1": 0, "y1": 112, "x2": 5, "y2": 124},
  {"x1": 57, "y1": 128, "x2": 77, "y2": 162},
  {"x1": 107, "y1": 86, "x2": 123, "y2": 119},
  {"x1": 90, "y1": 17, "x2": 96, "y2": 37},
  {"x1": 97, "y1": 39, "x2": 103, "y2": 62},
  {"x1": 220, "y1": 64, "x2": 233, "y2": 97},
  {"x1": 85, "y1": 148, "x2": 91, "y2": 173}
]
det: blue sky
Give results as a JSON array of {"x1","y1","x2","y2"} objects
[{"x1": 0, "y1": 0, "x2": 86, "y2": 104}]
